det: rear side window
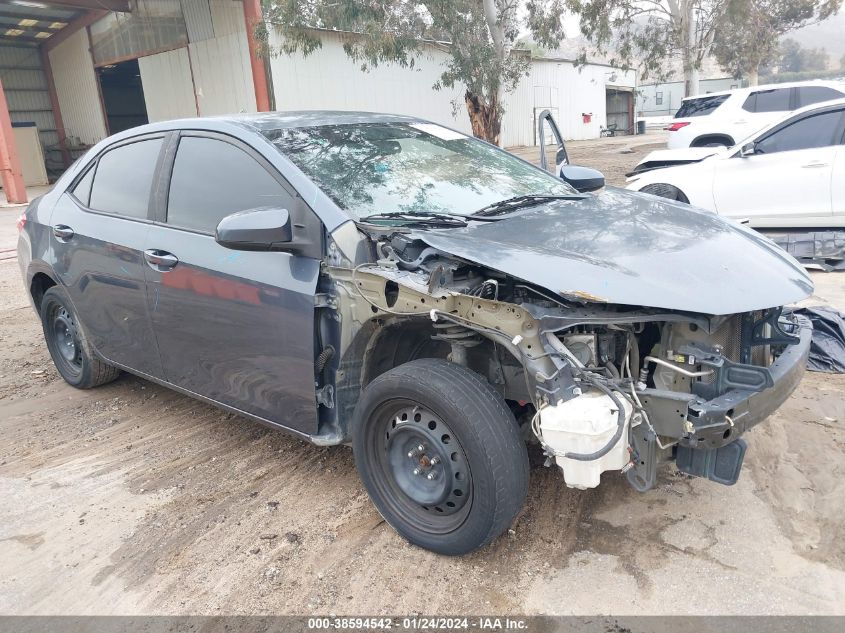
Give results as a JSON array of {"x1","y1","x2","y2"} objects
[
  {"x1": 796, "y1": 85, "x2": 844, "y2": 108},
  {"x1": 89, "y1": 138, "x2": 163, "y2": 218},
  {"x1": 166, "y1": 136, "x2": 291, "y2": 233},
  {"x1": 743, "y1": 88, "x2": 792, "y2": 113},
  {"x1": 70, "y1": 165, "x2": 95, "y2": 206},
  {"x1": 755, "y1": 110, "x2": 844, "y2": 154},
  {"x1": 674, "y1": 94, "x2": 729, "y2": 118}
]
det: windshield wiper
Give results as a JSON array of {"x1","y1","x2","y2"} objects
[
  {"x1": 361, "y1": 211, "x2": 469, "y2": 227},
  {"x1": 470, "y1": 194, "x2": 584, "y2": 218}
]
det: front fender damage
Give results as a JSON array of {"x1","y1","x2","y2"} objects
[{"x1": 319, "y1": 229, "x2": 809, "y2": 492}]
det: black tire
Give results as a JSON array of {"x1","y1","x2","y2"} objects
[
  {"x1": 40, "y1": 286, "x2": 121, "y2": 389},
  {"x1": 352, "y1": 358, "x2": 529, "y2": 555},
  {"x1": 640, "y1": 183, "x2": 690, "y2": 204}
]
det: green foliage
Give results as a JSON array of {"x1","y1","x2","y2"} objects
[
  {"x1": 563, "y1": 0, "x2": 726, "y2": 84},
  {"x1": 262, "y1": 1, "x2": 568, "y2": 142},
  {"x1": 712, "y1": 0, "x2": 842, "y2": 80},
  {"x1": 777, "y1": 37, "x2": 829, "y2": 72},
  {"x1": 759, "y1": 67, "x2": 843, "y2": 83}
]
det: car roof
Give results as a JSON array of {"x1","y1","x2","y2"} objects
[
  {"x1": 104, "y1": 110, "x2": 429, "y2": 142},
  {"x1": 55, "y1": 111, "x2": 445, "y2": 235},
  {"x1": 680, "y1": 79, "x2": 845, "y2": 102}
]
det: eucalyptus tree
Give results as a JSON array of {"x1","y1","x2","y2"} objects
[{"x1": 262, "y1": 0, "x2": 568, "y2": 144}]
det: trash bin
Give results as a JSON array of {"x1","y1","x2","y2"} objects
[{"x1": 636, "y1": 120, "x2": 646, "y2": 135}]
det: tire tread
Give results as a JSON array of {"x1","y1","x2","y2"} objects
[{"x1": 353, "y1": 359, "x2": 529, "y2": 554}]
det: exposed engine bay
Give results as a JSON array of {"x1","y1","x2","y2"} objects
[{"x1": 318, "y1": 224, "x2": 811, "y2": 492}]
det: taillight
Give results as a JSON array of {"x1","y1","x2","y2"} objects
[
  {"x1": 16, "y1": 212, "x2": 26, "y2": 232},
  {"x1": 665, "y1": 122, "x2": 691, "y2": 132}
]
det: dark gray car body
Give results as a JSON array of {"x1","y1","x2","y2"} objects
[{"x1": 18, "y1": 111, "x2": 813, "y2": 455}]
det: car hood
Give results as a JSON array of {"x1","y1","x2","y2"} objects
[{"x1": 413, "y1": 187, "x2": 813, "y2": 315}]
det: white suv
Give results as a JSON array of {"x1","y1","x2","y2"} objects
[{"x1": 666, "y1": 80, "x2": 845, "y2": 149}]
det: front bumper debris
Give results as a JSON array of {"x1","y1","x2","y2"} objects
[{"x1": 627, "y1": 317, "x2": 811, "y2": 491}]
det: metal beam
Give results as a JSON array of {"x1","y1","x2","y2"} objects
[
  {"x1": 41, "y1": 8, "x2": 107, "y2": 52},
  {"x1": 35, "y1": 0, "x2": 130, "y2": 11},
  {"x1": 0, "y1": 78, "x2": 28, "y2": 205},
  {"x1": 243, "y1": 0, "x2": 270, "y2": 112}
]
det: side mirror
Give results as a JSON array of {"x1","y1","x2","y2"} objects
[
  {"x1": 560, "y1": 164, "x2": 605, "y2": 193},
  {"x1": 739, "y1": 142, "x2": 756, "y2": 157},
  {"x1": 215, "y1": 207, "x2": 293, "y2": 251}
]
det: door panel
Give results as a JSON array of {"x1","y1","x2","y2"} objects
[
  {"x1": 713, "y1": 148, "x2": 835, "y2": 222},
  {"x1": 833, "y1": 148, "x2": 845, "y2": 223},
  {"x1": 50, "y1": 195, "x2": 162, "y2": 375},
  {"x1": 144, "y1": 132, "x2": 321, "y2": 434},
  {"x1": 143, "y1": 227, "x2": 320, "y2": 433},
  {"x1": 50, "y1": 137, "x2": 165, "y2": 376},
  {"x1": 713, "y1": 109, "x2": 844, "y2": 223}
]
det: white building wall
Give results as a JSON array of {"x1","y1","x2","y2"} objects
[
  {"x1": 189, "y1": 31, "x2": 256, "y2": 115},
  {"x1": 268, "y1": 31, "x2": 472, "y2": 136},
  {"x1": 208, "y1": 0, "x2": 244, "y2": 37},
  {"x1": 503, "y1": 61, "x2": 636, "y2": 144},
  {"x1": 268, "y1": 30, "x2": 635, "y2": 146},
  {"x1": 638, "y1": 77, "x2": 743, "y2": 117},
  {"x1": 182, "y1": 0, "x2": 255, "y2": 116},
  {"x1": 139, "y1": 47, "x2": 198, "y2": 122},
  {"x1": 48, "y1": 28, "x2": 107, "y2": 146}
]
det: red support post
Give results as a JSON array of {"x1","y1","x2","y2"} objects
[
  {"x1": 243, "y1": 0, "x2": 271, "y2": 112},
  {"x1": 0, "y1": 78, "x2": 27, "y2": 205}
]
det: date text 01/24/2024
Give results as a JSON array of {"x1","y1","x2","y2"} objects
[{"x1": 307, "y1": 617, "x2": 529, "y2": 630}]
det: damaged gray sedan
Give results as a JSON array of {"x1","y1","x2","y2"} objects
[{"x1": 18, "y1": 112, "x2": 813, "y2": 555}]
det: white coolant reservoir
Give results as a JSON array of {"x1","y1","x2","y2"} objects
[{"x1": 539, "y1": 390, "x2": 633, "y2": 490}]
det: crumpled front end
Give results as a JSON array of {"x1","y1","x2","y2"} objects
[
  {"x1": 325, "y1": 222, "x2": 812, "y2": 493},
  {"x1": 532, "y1": 307, "x2": 811, "y2": 491}
]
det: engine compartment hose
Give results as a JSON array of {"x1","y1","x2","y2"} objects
[{"x1": 562, "y1": 379, "x2": 627, "y2": 462}]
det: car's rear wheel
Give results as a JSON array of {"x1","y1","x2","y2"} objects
[
  {"x1": 640, "y1": 183, "x2": 690, "y2": 204},
  {"x1": 40, "y1": 286, "x2": 121, "y2": 389},
  {"x1": 352, "y1": 358, "x2": 529, "y2": 555}
]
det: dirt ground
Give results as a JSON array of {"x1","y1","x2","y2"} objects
[{"x1": 1, "y1": 135, "x2": 844, "y2": 615}]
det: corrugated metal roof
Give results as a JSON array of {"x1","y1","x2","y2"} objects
[{"x1": 0, "y1": 2, "x2": 81, "y2": 47}]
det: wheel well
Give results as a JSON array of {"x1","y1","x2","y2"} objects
[
  {"x1": 362, "y1": 319, "x2": 451, "y2": 386},
  {"x1": 332, "y1": 317, "x2": 526, "y2": 441},
  {"x1": 691, "y1": 134, "x2": 734, "y2": 148},
  {"x1": 640, "y1": 183, "x2": 690, "y2": 204},
  {"x1": 30, "y1": 272, "x2": 57, "y2": 312}
]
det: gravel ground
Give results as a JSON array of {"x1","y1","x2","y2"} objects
[{"x1": 1, "y1": 135, "x2": 843, "y2": 615}]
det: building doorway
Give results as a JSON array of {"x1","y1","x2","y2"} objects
[
  {"x1": 605, "y1": 88, "x2": 633, "y2": 135},
  {"x1": 96, "y1": 59, "x2": 149, "y2": 135}
]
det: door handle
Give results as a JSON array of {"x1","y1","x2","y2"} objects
[
  {"x1": 53, "y1": 224, "x2": 74, "y2": 240},
  {"x1": 801, "y1": 162, "x2": 829, "y2": 168},
  {"x1": 144, "y1": 249, "x2": 179, "y2": 270}
]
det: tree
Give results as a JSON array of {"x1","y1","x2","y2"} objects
[
  {"x1": 564, "y1": 0, "x2": 729, "y2": 97},
  {"x1": 712, "y1": 0, "x2": 841, "y2": 85},
  {"x1": 778, "y1": 38, "x2": 829, "y2": 72},
  {"x1": 262, "y1": 1, "x2": 568, "y2": 144}
]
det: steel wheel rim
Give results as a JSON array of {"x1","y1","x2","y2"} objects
[
  {"x1": 369, "y1": 400, "x2": 473, "y2": 534},
  {"x1": 50, "y1": 304, "x2": 82, "y2": 375}
]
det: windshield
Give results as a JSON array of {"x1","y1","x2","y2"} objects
[{"x1": 263, "y1": 122, "x2": 576, "y2": 219}]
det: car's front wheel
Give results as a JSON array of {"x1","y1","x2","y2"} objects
[
  {"x1": 40, "y1": 286, "x2": 121, "y2": 389},
  {"x1": 352, "y1": 358, "x2": 529, "y2": 555}
]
